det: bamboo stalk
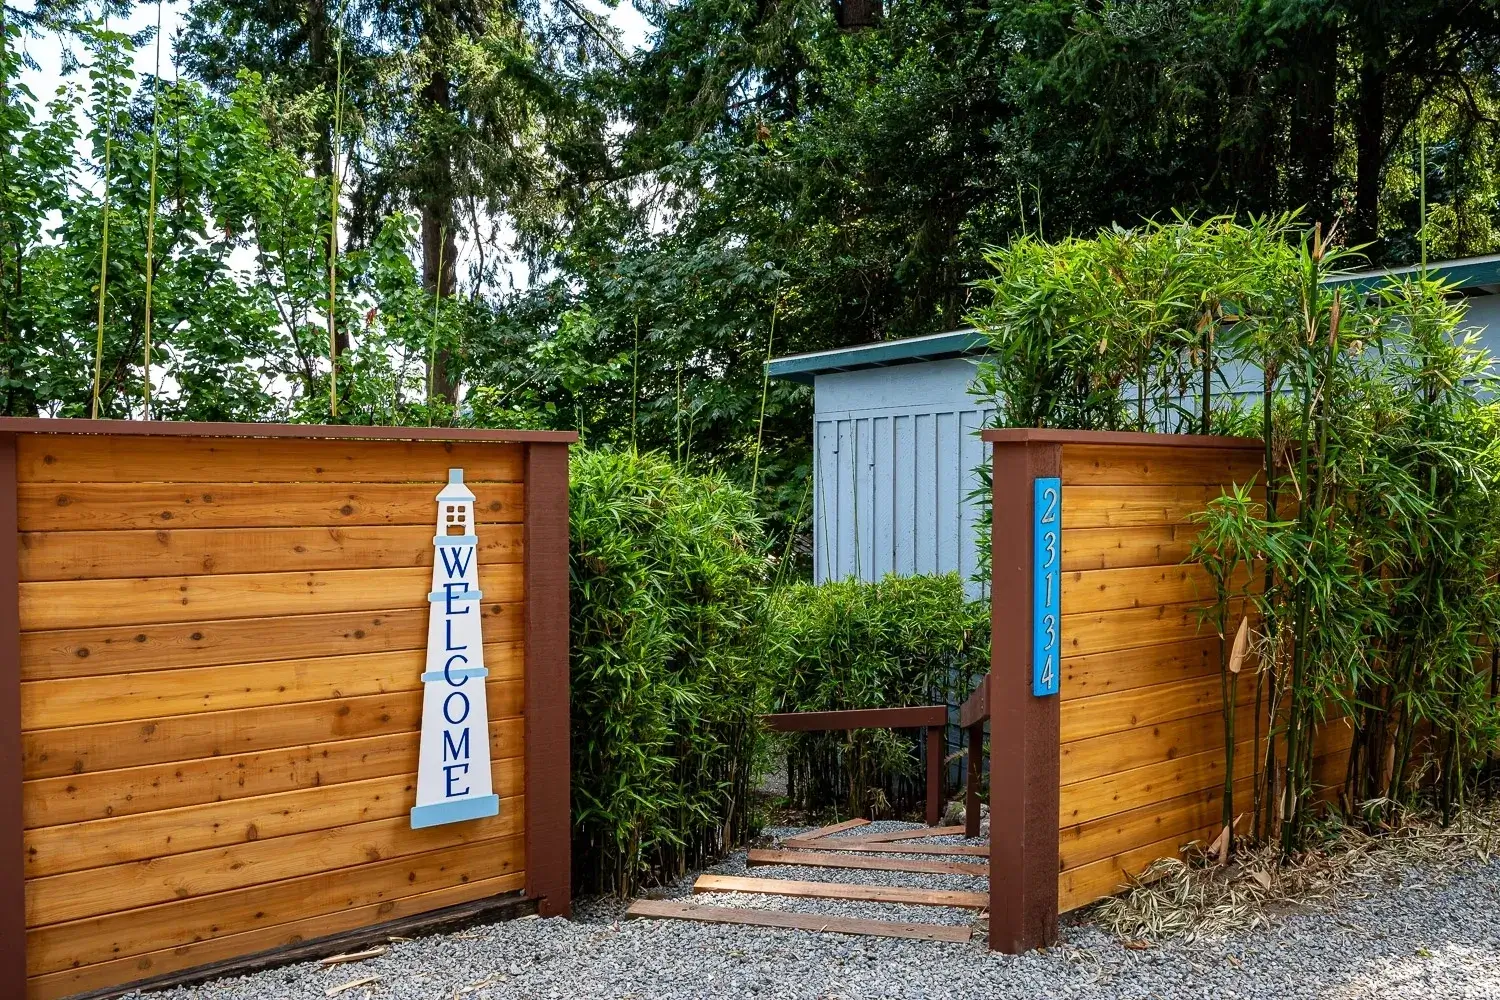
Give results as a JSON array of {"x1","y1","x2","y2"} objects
[
  {"x1": 327, "y1": 4, "x2": 347, "y2": 419},
  {"x1": 90, "y1": 15, "x2": 115, "y2": 420},
  {"x1": 142, "y1": 0, "x2": 164, "y2": 420}
]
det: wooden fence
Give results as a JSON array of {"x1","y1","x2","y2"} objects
[
  {"x1": 0, "y1": 419, "x2": 574, "y2": 1000},
  {"x1": 981, "y1": 428, "x2": 1354, "y2": 953}
]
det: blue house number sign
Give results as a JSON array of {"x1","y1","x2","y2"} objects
[{"x1": 1032, "y1": 477, "x2": 1061, "y2": 697}]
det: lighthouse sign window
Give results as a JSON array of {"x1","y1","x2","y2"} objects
[{"x1": 411, "y1": 468, "x2": 501, "y2": 829}]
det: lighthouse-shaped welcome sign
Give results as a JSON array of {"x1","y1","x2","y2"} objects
[{"x1": 411, "y1": 469, "x2": 500, "y2": 829}]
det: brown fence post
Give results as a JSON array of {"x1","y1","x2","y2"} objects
[
  {"x1": 524, "y1": 441, "x2": 572, "y2": 917},
  {"x1": 0, "y1": 432, "x2": 22, "y2": 998},
  {"x1": 986, "y1": 432, "x2": 1061, "y2": 953},
  {"x1": 965, "y1": 725, "x2": 982, "y2": 839},
  {"x1": 925, "y1": 724, "x2": 942, "y2": 826}
]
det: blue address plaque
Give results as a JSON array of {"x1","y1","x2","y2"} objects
[{"x1": 1032, "y1": 476, "x2": 1061, "y2": 697}]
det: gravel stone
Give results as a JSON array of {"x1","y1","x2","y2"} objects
[{"x1": 127, "y1": 820, "x2": 1500, "y2": 1000}]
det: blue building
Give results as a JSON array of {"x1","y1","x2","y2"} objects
[{"x1": 768, "y1": 254, "x2": 1500, "y2": 595}]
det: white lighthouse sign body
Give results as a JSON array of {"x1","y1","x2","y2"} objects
[{"x1": 411, "y1": 469, "x2": 500, "y2": 829}]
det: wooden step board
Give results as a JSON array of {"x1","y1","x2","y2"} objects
[
  {"x1": 626, "y1": 899, "x2": 972, "y2": 943},
  {"x1": 747, "y1": 848, "x2": 987, "y2": 877},
  {"x1": 781, "y1": 838, "x2": 989, "y2": 857},
  {"x1": 818, "y1": 825, "x2": 966, "y2": 844},
  {"x1": 797, "y1": 817, "x2": 870, "y2": 841},
  {"x1": 693, "y1": 875, "x2": 989, "y2": 910}
]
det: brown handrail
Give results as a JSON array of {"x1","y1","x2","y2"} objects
[{"x1": 762, "y1": 706, "x2": 947, "y2": 826}]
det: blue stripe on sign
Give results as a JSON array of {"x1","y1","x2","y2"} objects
[
  {"x1": 428, "y1": 589, "x2": 483, "y2": 602},
  {"x1": 420, "y1": 666, "x2": 489, "y2": 683},
  {"x1": 434, "y1": 535, "x2": 479, "y2": 546},
  {"x1": 410, "y1": 794, "x2": 501, "y2": 829},
  {"x1": 1032, "y1": 477, "x2": 1061, "y2": 697}
]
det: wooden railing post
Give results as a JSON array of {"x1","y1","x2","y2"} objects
[
  {"x1": 985, "y1": 433, "x2": 1061, "y2": 953},
  {"x1": 925, "y1": 723, "x2": 942, "y2": 827},
  {"x1": 965, "y1": 724, "x2": 982, "y2": 839}
]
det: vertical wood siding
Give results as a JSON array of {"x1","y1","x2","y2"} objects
[
  {"x1": 812, "y1": 361, "x2": 993, "y2": 595},
  {"x1": 15, "y1": 435, "x2": 532, "y2": 999}
]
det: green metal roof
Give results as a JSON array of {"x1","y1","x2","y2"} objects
[
  {"x1": 766, "y1": 328, "x2": 987, "y2": 384},
  {"x1": 769, "y1": 255, "x2": 1500, "y2": 382}
]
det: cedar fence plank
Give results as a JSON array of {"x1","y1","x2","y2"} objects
[
  {"x1": 20, "y1": 602, "x2": 522, "y2": 681},
  {"x1": 624, "y1": 899, "x2": 972, "y2": 943},
  {"x1": 1061, "y1": 634, "x2": 1221, "y2": 698},
  {"x1": 1058, "y1": 822, "x2": 1220, "y2": 913},
  {"x1": 17, "y1": 481, "x2": 525, "y2": 532},
  {"x1": 26, "y1": 797, "x2": 526, "y2": 926},
  {"x1": 746, "y1": 849, "x2": 987, "y2": 878},
  {"x1": 18, "y1": 563, "x2": 525, "y2": 631},
  {"x1": 1060, "y1": 737, "x2": 1258, "y2": 829},
  {"x1": 1061, "y1": 563, "x2": 1251, "y2": 616},
  {"x1": 1060, "y1": 445, "x2": 1263, "y2": 487},
  {"x1": 18, "y1": 523, "x2": 523, "y2": 582},
  {"x1": 692, "y1": 875, "x2": 988, "y2": 909},
  {"x1": 1062, "y1": 484, "x2": 1261, "y2": 530},
  {"x1": 16, "y1": 436, "x2": 524, "y2": 484},
  {"x1": 1060, "y1": 672, "x2": 1256, "y2": 744},
  {"x1": 1059, "y1": 778, "x2": 1252, "y2": 874},
  {"x1": 24, "y1": 755, "x2": 524, "y2": 878},
  {"x1": 23, "y1": 688, "x2": 521, "y2": 780},
  {"x1": 26, "y1": 872, "x2": 528, "y2": 1000},
  {"x1": 1061, "y1": 524, "x2": 1202, "y2": 572},
  {"x1": 27, "y1": 836, "x2": 524, "y2": 977},
  {"x1": 1061, "y1": 702, "x2": 1260, "y2": 787},
  {"x1": 21, "y1": 642, "x2": 522, "y2": 730},
  {"x1": 23, "y1": 718, "x2": 524, "y2": 829}
]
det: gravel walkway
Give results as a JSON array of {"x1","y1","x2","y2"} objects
[{"x1": 128, "y1": 822, "x2": 1500, "y2": 1000}]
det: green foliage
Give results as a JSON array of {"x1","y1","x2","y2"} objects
[
  {"x1": 762, "y1": 573, "x2": 988, "y2": 817},
  {"x1": 569, "y1": 448, "x2": 769, "y2": 896},
  {"x1": 974, "y1": 216, "x2": 1500, "y2": 852}
]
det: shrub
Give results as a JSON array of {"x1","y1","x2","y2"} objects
[
  {"x1": 569, "y1": 449, "x2": 768, "y2": 896},
  {"x1": 762, "y1": 573, "x2": 989, "y2": 817}
]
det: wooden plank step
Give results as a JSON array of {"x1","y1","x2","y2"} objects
[
  {"x1": 625, "y1": 899, "x2": 972, "y2": 942},
  {"x1": 795, "y1": 818, "x2": 870, "y2": 841},
  {"x1": 825, "y1": 825, "x2": 966, "y2": 844},
  {"x1": 746, "y1": 849, "x2": 987, "y2": 877},
  {"x1": 693, "y1": 875, "x2": 989, "y2": 910},
  {"x1": 781, "y1": 839, "x2": 989, "y2": 856}
]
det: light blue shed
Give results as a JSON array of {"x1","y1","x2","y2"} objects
[{"x1": 768, "y1": 254, "x2": 1500, "y2": 597}]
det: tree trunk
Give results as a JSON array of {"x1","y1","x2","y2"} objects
[
  {"x1": 1353, "y1": 51, "x2": 1385, "y2": 252},
  {"x1": 308, "y1": 0, "x2": 332, "y2": 183},
  {"x1": 1291, "y1": 21, "x2": 1337, "y2": 225},
  {"x1": 421, "y1": 64, "x2": 460, "y2": 406}
]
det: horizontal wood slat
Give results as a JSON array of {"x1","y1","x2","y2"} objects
[
  {"x1": 24, "y1": 718, "x2": 525, "y2": 829},
  {"x1": 1061, "y1": 524, "x2": 1203, "y2": 572},
  {"x1": 1061, "y1": 635, "x2": 1222, "y2": 699},
  {"x1": 1063, "y1": 601, "x2": 1248, "y2": 659},
  {"x1": 1059, "y1": 778, "x2": 1253, "y2": 874},
  {"x1": 21, "y1": 602, "x2": 522, "y2": 681},
  {"x1": 18, "y1": 481, "x2": 525, "y2": 532},
  {"x1": 28, "y1": 836, "x2": 524, "y2": 977},
  {"x1": 19, "y1": 523, "x2": 524, "y2": 582},
  {"x1": 1059, "y1": 822, "x2": 1220, "y2": 914},
  {"x1": 779, "y1": 840, "x2": 988, "y2": 857},
  {"x1": 17, "y1": 436, "x2": 524, "y2": 484},
  {"x1": 1061, "y1": 445, "x2": 1263, "y2": 487},
  {"x1": 1061, "y1": 702, "x2": 1261, "y2": 787},
  {"x1": 1060, "y1": 737, "x2": 1258, "y2": 829},
  {"x1": 21, "y1": 642, "x2": 523, "y2": 730},
  {"x1": 24, "y1": 686, "x2": 523, "y2": 779},
  {"x1": 27, "y1": 796, "x2": 526, "y2": 926},
  {"x1": 1062, "y1": 563, "x2": 1251, "y2": 616},
  {"x1": 27, "y1": 873, "x2": 527, "y2": 1000},
  {"x1": 746, "y1": 849, "x2": 986, "y2": 877},
  {"x1": 18, "y1": 563, "x2": 524, "y2": 631},
  {"x1": 1060, "y1": 672, "x2": 1256, "y2": 744},
  {"x1": 1062, "y1": 484, "x2": 1261, "y2": 530},
  {"x1": 25, "y1": 754, "x2": 525, "y2": 879}
]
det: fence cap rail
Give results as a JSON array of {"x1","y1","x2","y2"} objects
[
  {"x1": 762, "y1": 706, "x2": 947, "y2": 732},
  {"x1": 980, "y1": 428, "x2": 1262, "y2": 450},
  {"x1": 0, "y1": 417, "x2": 579, "y2": 445}
]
